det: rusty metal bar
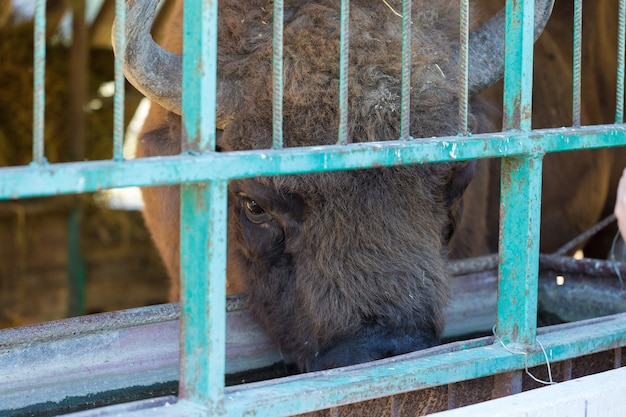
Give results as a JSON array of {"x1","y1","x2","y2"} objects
[
  {"x1": 400, "y1": 0, "x2": 412, "y2": 140},
  {"x1": 572, "y1": 0, "x2": 582, "y2": 127},
  {"x1": 1, "y1": 125, "x2": 624, "y2": 200},
  {"x1": 272, "y1": 0, "x2": 284, "y2": 149},
  {"x1": 617, "y1": 0, "x2": 625, "y2": 123},
  {"x1": 337, "y1": 0, "x2": 349, "y2": 145},
  {"x1": 458, "y1": 0, "x2": 469, "y2": 135},
  {"x1": 497, "y1": 155, "x2": 543, "y2": 348},
  {"x1": 113, "y1": 0, "x2": 126, "y2": 160}
]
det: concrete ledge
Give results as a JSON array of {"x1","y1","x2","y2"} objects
[{"x1": 432, "y1": 366, "x2": 626, "y2": 417}]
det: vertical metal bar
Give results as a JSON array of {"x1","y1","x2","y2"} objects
[
  {"x1": 272, "y1": 0, "x2": 284, "y2": 149},
  {"x1": 337, "y1": 0, "x2": 350, "y2": 146},
  {"x1": 458, "y1": 0, "x2": 469, "y2": 136},
  {"x1": 180, "y1": 0, "x2": 224, "y2": 410},
  {"x1": 502, "y1": 0, "x2": 534, "y2": 132},
  {"x1": 572, "y1": 0, "x2": 582, "y2": 127},
  {"x1": 497, "y1": 154, "x2": 542, "y2": 347},
  {"x1": 617, "y1": 0, "x2": 625, "y2": 123},
  {"x1": 67, "y1": 206, "x2": 86, "y2": 317},
  {"x1": 70, "y1": 0, "x2": 87, "y2": 162},
  {"x1": 496, "y1": 0, "x2": 540, "y2": 350},
  {"x1": 399, "y1": 0, "x2": 412, "y2": 141},
  {"x1": 179, "y1": 181, "x2": 227, "y2": 411},
  {"x1": 68, "y1": 1, "x2": 87, "y2": 317},
  {"x1": 113, "y1": 0, "x2": 126, "y2": 160},
  {"x1": 32, "y1": 0, "x2": 46, "y2": 166},
  {"x1": 183, "y1": 0, "x2": 218, "y2": 153}
]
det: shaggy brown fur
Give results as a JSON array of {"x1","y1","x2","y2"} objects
[
  {"x1": 138, "y1": 0, "x2": 482, "y2": 371},
  {"x1": 134, "y1": 0, "x2": 626, "y2": 372}
]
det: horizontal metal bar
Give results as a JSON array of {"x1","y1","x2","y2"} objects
[
  {"x1": 0, "y1": 301, "x2": 281, "y2": 414},
  {"x1": 66, "y1": 313, "x2": 626, "y2": 417},
  {"x1": 0, "y1": 125, "x2": 624, "y2": 200}
]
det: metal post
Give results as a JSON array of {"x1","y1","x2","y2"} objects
[{"x1": 497, "y1": 0, "x2": 541, "y2": 352}]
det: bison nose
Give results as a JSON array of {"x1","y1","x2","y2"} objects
[{"x1": 304, "y1": 326, "x2": 439, "y2": 372}]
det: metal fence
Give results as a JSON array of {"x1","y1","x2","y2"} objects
[{"x1": 1, "y1": 0, "x2": 626, "y2": 416}]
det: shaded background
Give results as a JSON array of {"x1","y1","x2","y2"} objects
[{"x1": 0, "y1": 0, "x2": 183, "y2": 327}]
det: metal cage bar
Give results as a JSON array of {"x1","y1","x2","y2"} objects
[
  {"x1": 32, "y1": 0, "x2": 46, "y2": 166},
  {"x1": 497, "y1": 0, "x2": 538, "y2": 350},
  {"x1": 400, "y1": 0, "x2": 412, "y2": 140},
  {"x1": 572, "y1": 0, "x2": 583, "y2": 127},
  {"x1": 272, "y1": 0, "x2": 284, "y2": 149},
  {"x1": 617, "y1": 0, "x2": 626, "y2": 123},
  {"x1": 458, "y1": 0, "x2": 470, "y2": 135},
  {"x1": 179, "y1": 0, "x2": 223, "y2": 409},
  {"x1": 337, "y1": 0, "x2": 350, "y2": 145},
  {"x1": 0, "y1": 126, "x2": 624, "y2": 200},
  {"x1": 113, "y1": 0, "x2": 126, "y2": 160}
]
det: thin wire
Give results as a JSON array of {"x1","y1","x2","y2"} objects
[
  {"x1": 272, "y1": 0, "x2": 284, "y2": 149},
  {"x1": 113, "y1": 0, "x2": 126, "y2": 160},
  {"x1": 492, "y1": 326, "x2": 555, "y2": 386},
  {"x1": 572, "y1": 0, "x2": 582, "y2": 127},
  {"x1": 337, "y1": 0, "x2": 350, "y2": 145}
]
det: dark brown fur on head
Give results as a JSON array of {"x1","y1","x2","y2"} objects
[{"x1": 139, "y1": 0, "x2": 484, "y2": 371}]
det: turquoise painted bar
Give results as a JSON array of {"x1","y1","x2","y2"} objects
[
  {"x1": 497, "y1": 155, "x2": 543, "y2": 348},
  {"x1": 337, "y1": 0, "x2": 349, "y2": 145},
  {"x1": 32, "y1": 0, "x2": 46, "y2": 166},
  {"x1": 458, "y1": 0, "x2": 469, "y2": 135},
  {"x1": 497, "y1": 0, "x2": 538, "y2": 350},
  {"x1": 182, "y1": 0, "x2": 218, "y2": 153},
  {"x1": 272, "y1": 0, "x2": 284, "y2": 149},
  {"x1": 179, "y1": 182, "x2": 227, "y2": 410},
  {"x1": 222, "y1": 315, "x2": 626, "y2": 417},
  {"x1": 617, "y1": 0, "x2": 626, "y2": 123},
  {"x1": 400, "y1": 0, "x2": 412, "y2": 140},
  {"x1": 502, "y1": 0, "x2": 534, "y2": 131},
  {"x1": 572, "y1": 0, "x2": 583, "y2": 127},
  {"x1": 179, "y1": 0, "x2": 222, "y2": 409},
  {"x1": 0, "y1": 126, "x2": 623, "y2": 201},
  {"x1": 113, "y1": 0, "x2": 126, "y2": 160},
  {"x1": 86, "y1": 313, "x2": 626, "y2": 417}
]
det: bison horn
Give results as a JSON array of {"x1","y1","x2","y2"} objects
[
  {"x1": 113, "y1": 0, "x2": 240, "y2": 128},
  {"x1": 462, "y1": 0, "x2": 555, "y2": 95}
]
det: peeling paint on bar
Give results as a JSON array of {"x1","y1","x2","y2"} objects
[{"x1": 0, "y1": 126, "x2": 624, "y2": 201}]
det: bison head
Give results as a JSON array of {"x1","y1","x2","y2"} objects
[{"x1": 115, "y1": 0, "x2": 554, "y2": 372}]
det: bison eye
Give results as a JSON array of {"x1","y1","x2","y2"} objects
[
  {"x1": 246, "y1": 199, "x2": 265, "y2": 215},
  {"x1": 244, "y1": 199, "x2": 268, "y2": 223}
]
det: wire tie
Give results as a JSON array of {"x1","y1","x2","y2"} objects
[{"x1": 492, "y1": 326, "x2": 555, "y2": 386}]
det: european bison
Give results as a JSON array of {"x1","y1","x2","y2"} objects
[{"x1": 115, "y1": 0, "x2": 624, "y2": 372}]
